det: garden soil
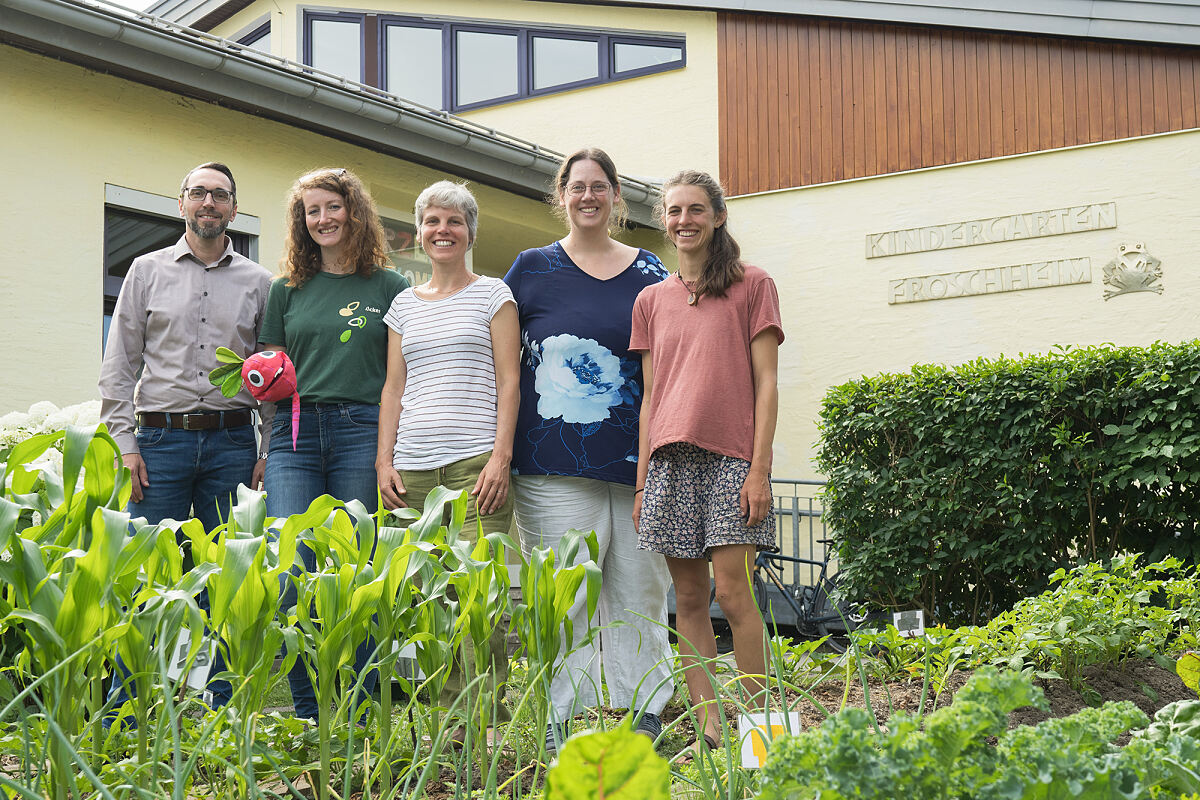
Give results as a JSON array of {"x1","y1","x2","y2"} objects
[
  {"x1": 312, "y1": 659, "x2": 1196, "y2": 799},
  {"x1": 768, "y1": 658, "x2": 1193, "y2": 733}
]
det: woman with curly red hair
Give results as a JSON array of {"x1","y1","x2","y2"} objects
[{"x1": 260, "y1": 167, "x2": 409, "y2": 720}]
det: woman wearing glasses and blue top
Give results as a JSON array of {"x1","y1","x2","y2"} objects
[
  {"x1": 259, "y1": 167, "x2": 409, "y2": 721},
  {"x1": 504, "y1": 147, "x2": 674, "y2": 752}
]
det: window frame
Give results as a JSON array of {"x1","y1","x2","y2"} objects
[
  {"x1": 608, "y1": 36, "x2": 687, "y2": 80},
  {"x1": 304, "y1": 9, "x2": 685, "y2": 112},
  {"x1": 450, "y1": 22, "x2": 526, "y2": 110},
  {"x1": 102, "y1": 184, "x2": 260, "y2": 350},
  {"x1": 379, "y1": 18, "x2": 449, "y2": 109},
  {"x1": 303, "y1": 10, "x2": 368, "y2": 84},
  {"x1": 527, "y1": 30, "x2": 605, "y2": 97},
  {"x1": 234, "y1": 16, "x2": 272, "y2": 52}
]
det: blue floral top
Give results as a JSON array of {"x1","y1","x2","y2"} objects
[{"x1": 504, "y1": 242, "x2": 669, "y2": 484}]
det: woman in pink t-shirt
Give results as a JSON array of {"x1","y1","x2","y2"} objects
[{"x1": 630, "y1": 170, "x2": 784, "y2": 758}]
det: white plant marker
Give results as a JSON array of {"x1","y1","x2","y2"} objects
[{"x1": 737, "y1": 710, "x2": 803, "y2": 768}]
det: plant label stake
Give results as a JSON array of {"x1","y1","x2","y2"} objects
[
  {"x1": 893, "y1": 608, "x2": 926, "y2": 638},
  {"x1": 165, "y1": 626, "x2": 215, "y2": 692},
  {"x1": 737, "y1": 711, "x2": 803, "y2": 768}
]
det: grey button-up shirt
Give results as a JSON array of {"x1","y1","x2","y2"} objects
[{"x1": 99, "y1": 235, "x2": 273, "y2": 455}]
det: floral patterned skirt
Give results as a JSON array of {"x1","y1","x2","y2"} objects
[{"x1": 638, "y1": 441, "x2": 776, "y2": 559}]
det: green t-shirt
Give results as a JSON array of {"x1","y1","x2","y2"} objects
[{"x1": 260, "y1": 268, "x2": 409, "y2": 404}]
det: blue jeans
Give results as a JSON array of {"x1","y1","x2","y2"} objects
[
  {"x1": 111, "y1": 423, "x2": 258, "y2": 711},
  {"x1": 265, "y1": 402, "x2": 380, "y2": 720}
]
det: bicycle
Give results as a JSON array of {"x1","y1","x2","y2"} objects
[{"x1": 751, "y1": 538, "x2": 878, "y2": 652}]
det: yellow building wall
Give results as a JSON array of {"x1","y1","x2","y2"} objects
[
  {"x1": 208, "y1": 0, "x2": 720, "y2": 180},
  {"x1": 1, "y1": 44, "x2": 659, "y2": 413},
  {"x1": 732, "y1": 129, "x2": 1200, "y2": 479}
]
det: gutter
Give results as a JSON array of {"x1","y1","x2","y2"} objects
[{"x1": 0, "y1": 0, "x2": 663, "y2": 226}]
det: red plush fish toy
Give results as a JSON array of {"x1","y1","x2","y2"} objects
[{"x1": 209, "y1": 347, "x2": 301, "y2": 450}]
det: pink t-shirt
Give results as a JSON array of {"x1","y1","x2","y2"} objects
[{"x1": 629, "y1": 263, "x2": 784, "y2": 463}]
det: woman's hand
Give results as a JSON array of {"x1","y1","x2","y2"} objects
[
  {"x1": 471, "y1": 453, "x2": 510, "y2": 516},
  {"x1": 632, "y1": 489, "x2": 644, "y2": 532},
  {"x1": 739, "y1": 469, "x2": 771, "y2": 527},
  {"x1": 377, "y1": 464, "x2": 408, "y2": 510}
]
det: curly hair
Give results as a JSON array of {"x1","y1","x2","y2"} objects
[
  {"x1": 280, "y1": 167, "x2": 388, "y2": 288},
  {"x1": 655, "y1": 170, "x2": 743, "y2": 301},
  {"x1": 548, "y1": 147, "x2": 629, "y2": 233}
]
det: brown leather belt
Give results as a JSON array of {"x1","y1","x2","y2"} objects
[{"x1": 136, "y1": 410, "x2": 254, "y2": 431}]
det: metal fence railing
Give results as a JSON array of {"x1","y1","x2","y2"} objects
[{"x1": 770, "y1": 478, "x2": 830, "y2": 589}]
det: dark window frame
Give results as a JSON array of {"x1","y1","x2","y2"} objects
[
  {"x1": 303, "y1": 10, "x2": 368, "y2": 84},
  {"x1": 303, "y1": 10, "x2": 685, "y2": 111},
  {"x1": 527, "y1": 30, "x2": 605, "y2": 97},
  {"x1": 379, "y1": 18, "x2": 449, "y2": 109},
  {"x1": 609, "y1": 36, "x2": 687, "y2": 80},
  {"x1": 237, "y1": 19, "x2": 271, "y2": 50},
  {"x1": 451, "y1": 22, "x2": 525, "y2": 110}
]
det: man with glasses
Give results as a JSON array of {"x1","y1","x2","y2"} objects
[{"x1": 99, "y1": 162, "x2": 272, "y2": 708}]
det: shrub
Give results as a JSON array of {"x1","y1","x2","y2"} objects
[{"x1": 816, "y1": 341, "x2": 1200, "y2": 624}]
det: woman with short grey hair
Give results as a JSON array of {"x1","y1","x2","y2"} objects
[{"x1": 376, "y1": 180, "x2": 520, "y2": 737}]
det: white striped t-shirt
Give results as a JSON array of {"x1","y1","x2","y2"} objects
[{"x1": 383, "y1": 276, "x2": 515, "y2": 470}]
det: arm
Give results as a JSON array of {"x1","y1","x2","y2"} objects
[
  {"x1": 632, "y1": 350, "x2": 654, "y2": 532},
  {"x1": 252, "y1": 342, "x2": 286, "y2": 490},
  {"x1": 472, "y1": 301, "x2": 520, "y2": 515},
  {"x1": 98, "y1": 264, "x2": 149, "y2": 501},
  {"x1": 376, "y1": 330, "x2": 408, "y2": 509},
  {"x1": 740, "y1": 330, "x2": 780, "y2": 527},
  {"x1": 251, "y1": 343, "x2": 285, "y2": 491},
  {"x1": 252, "y1": 400, "x2": 272, "y2": 490}
]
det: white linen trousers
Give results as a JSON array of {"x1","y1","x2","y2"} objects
[{"x1": 513, "y1": 474, "x2": 675, "y2": 721}]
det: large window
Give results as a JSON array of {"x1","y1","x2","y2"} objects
[
  {"x1": 103, "y1": 185, "x2": 258, "y2": 350},
  {"x1": 306, "y1": 13, "x2": 364, "y2": 82},
  {"x1": 304, "y1": 11, "x2": 686, "y2": 111}
]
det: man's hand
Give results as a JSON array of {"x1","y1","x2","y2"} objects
[
  {"x1": 123, "y1": 453, "x2": 149, "y2": 503},
  {"x1": 251, "y1": 458, "x2": 266, "y2": 491}
]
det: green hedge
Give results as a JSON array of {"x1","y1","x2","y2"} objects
[{"x1": 816, "y1": 340, "x2": 1200, "y2": 625}]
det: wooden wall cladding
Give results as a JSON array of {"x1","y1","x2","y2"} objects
[{"x1": 718, "y1": 13, "x2": 1200, "y2": 196}]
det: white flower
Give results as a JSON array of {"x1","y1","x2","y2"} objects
[
  {"x1": 534, "y1": 335, "x2": 624, "y2": 424},
  {"x1": 25, "y1": 401, "x2": 59, "y2": 426},
  {"x1": 0, "y1": 411, "x2": 29, "y2": 431}
]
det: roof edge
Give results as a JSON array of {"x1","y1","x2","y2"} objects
[{"x1": 1, "y1": 0, "x2": 662, "y2": 225}]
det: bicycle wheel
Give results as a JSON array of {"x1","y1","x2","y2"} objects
[
  {"x1": 813, "y1": 575, "x2": 878, "y2": 653},
  {"x1": 753, "y1": 570, "x2": 769, "y2": 620}
]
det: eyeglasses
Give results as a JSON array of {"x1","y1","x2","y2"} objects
[
  {"x1": 566, "y1": 182, "x2": 612, "y2": 196},
  {"x1": 183, "y1": 186, "x2": 234, "y2": 204}
]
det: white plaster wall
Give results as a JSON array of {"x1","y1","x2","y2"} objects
[{"x1": 731, "y1": 129, "x2": 1200, "y2": 479}]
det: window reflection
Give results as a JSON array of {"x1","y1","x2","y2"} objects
[
  {"x1": 533, "y1": 37, "x2": 599, "y2": 90},
  {"x1": 311, "y1": 19, "x2": 362, "y2": 82},
  {"x1": 386, "y1": 25, "x2": 443, "y2": 108},
  {"x1": 614, "y1": 42, "x2": 682, "y2": 73},
  {"x1": 456, "y1": 31, "x2": 519, "y2": 105}
]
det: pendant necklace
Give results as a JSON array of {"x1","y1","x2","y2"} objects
[{"x1": 678, "y1": 273, "x2": 698, "y2": 305}]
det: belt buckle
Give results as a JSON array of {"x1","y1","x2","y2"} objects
[{"x1": 182, "y1": 413, "x2": 201, "y2": 431}]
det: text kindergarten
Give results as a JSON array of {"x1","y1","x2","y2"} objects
[{"x1": 867, "y1": 203, "x2": 1116, "y2": 259}]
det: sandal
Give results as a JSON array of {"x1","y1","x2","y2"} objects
[{"x1": 673, "y1": 732, "x2": 720, "y2": 764}]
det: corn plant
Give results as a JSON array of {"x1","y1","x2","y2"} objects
[
  {"x1": 0, "y1": 425, "x2": 150, "y2": 799},
  {"x1": 509, "y1": 527, "x2": 601, "y2": 785}
]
